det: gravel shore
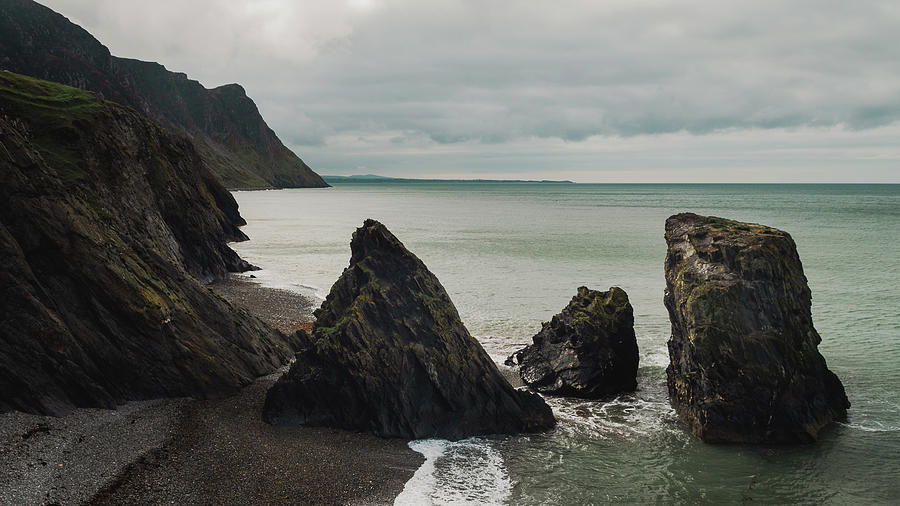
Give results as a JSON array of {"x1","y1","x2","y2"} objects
[
  {"x1": 93, "y1": 367, "x2": 422, "y2": 505},
  {"x1": 208, "y1": 275, "x2": 318, "y2": 334},
  {"x1": 0, "y1": 277, "x2": 423, "y2": 505},
  {"x1": 0, "y1": 399, "x2": 187, "y2": 505}
]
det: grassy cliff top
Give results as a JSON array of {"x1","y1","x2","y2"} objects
[
  {"x1": 0, "y1": 71, "x2": 106, "y2": 183},
  {"x1": 0, "y1": 70, "x2": 103, "y2": 122}
]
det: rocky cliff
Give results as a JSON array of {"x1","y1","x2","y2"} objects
[
  {"x1": 263, "y1": 220, "x2": 556, "y2": 439},
  {"x1": 0, "y1": 71, "x2": 301, "y2": 415},
  {"x1": 508, "y1": 286, "x2": 639, "y2": 398},
  {"x1": 664, "y1": 213, "x2": 849, "y2": 443},
  {"x1": 0, "y1": 0, "x2": 327, "y2": 189}
]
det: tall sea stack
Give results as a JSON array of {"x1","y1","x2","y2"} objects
[
  {"x1": 263, "y1": 220, "x2": 556, "y2": 439},
  {"x1": 664, "y1": 213, "x2": 849, "y2": 443}
]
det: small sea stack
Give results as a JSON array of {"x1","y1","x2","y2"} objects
[
  {"x1": 263, "y1": 219, "x2": 556, "y2": 440},
  {"x1": 507, "y1": 287, "x2": 639, "y2": 398},
  {"x1": 664, "y1": 213, "x2": 849, "y2": 443}
]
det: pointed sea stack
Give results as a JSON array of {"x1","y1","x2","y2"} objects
[
  {"x1": 263, "y1": 220, "x2": 555, "y2": 439},
  {"x1": 507, "y1": 287, "x2": 639, "y2": 398},
  {"x1": 664, "y1": 213, "x2": 849, "y2": 443}
]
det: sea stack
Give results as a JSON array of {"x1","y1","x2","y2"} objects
[
  {"x1": 507, "y1": 287, "x2": 639, "y2": 398},
  {"x1": 263, "y1": 220, "x2": 556, "y2": 439},
  {"x1": 664, "y1": 213, "x2": 849, "y2": 443}
]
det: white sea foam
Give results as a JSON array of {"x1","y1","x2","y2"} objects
[
  {"x1": 395, "y1": 438, "x2": 512, "y2": 506},
  {"x1": 838, "y1": 422, "x2": 900, "y2": 432},
  {"x1": 395, "y1": 440, "x2": 446, "y2": 506},
  {"x1": 549, "y1": 394, "x2": 680, "y2": 442},
  {"x1": 641, "y1": 347, "x2": 671, "y2": 369},
  {"x1": 837, "y1": 396, "x2": 900, "y2": 432}
]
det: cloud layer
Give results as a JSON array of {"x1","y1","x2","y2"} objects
[{"x1": 43, "y1": 0, "x2": 900, "y2": 181}]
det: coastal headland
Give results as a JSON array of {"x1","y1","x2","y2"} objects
[{"x1": 1, "y1": 0, "x2": 885, "y2": 503}]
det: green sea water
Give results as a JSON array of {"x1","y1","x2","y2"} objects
[{"x1": 231, "y1": 183, "x2": 900, "y2": 505}]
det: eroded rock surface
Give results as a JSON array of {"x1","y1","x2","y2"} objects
[
  {"x1": 507, "y1": 287, "x2": 639, "y2": 398},
  {"x1": 664, "y1": 213, "x2": 849, "y2": 443},
  {"x1": 263, "y1": 220, "x2": 556, "y2": 439},
  {"x1": 0, "y1": 72, "x2": 301, "y2": 415}
]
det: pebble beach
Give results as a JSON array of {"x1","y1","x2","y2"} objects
[{"x1": 0, "y1": 277, "x2": 422, "y2": 505}]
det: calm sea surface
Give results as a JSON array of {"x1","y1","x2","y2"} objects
[{"x1": 231, "y1": 183, "x2": 900, "y2": 505}]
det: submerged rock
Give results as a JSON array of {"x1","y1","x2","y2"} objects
[
  {"x1": 664, "y1": 213, "x2": 849, "y2": 443},
  {"x1": 507, "y1": 287, "x2": 639, "y2": 398},
  {"x1": 263, "y1": 220, "x2": 556, "y2": 439}
]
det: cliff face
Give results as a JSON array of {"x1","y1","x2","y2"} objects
[
  {"x1": 0, "y1": 0, "x2": 327, "y2": 189},
  {"x1": 664, "y1": 213, "x2": 849, "y2": 443},
  {"x1": 0, "y1": 71, "x2": 301, "y2": 415},
  {"x1": 508, "y1": 286, "x2": 639, "y2": 398},
  {"x1": 263, "y1": 220, "x2": 556, "y2": 440}
]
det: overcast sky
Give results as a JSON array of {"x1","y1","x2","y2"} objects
[{"x1": 43, "y1": 0, "x2": 900, "y2": 182}]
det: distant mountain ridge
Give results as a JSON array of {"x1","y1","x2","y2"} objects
[
  {"x1": 0, "y1": 0, "x2": 327, "y2": 189},
  {"x1": 323, "y1": 174, "x2": 575, "y2": 184}
]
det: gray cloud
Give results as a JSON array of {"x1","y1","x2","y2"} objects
[{"x1": 41, "y1": 0, "x2": 900, "y2": 180}]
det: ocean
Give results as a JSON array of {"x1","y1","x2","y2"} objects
[{"x1": 230, "y1": 183, "x2": 899, "y2": 504}]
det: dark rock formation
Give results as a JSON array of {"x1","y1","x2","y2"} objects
[
  {"x1": 0, "y1": 71, "x2": 301, "y2": 415},
  {"x1": 507, "y1": 286, "x2": 639, "y2": 398},
  {"x1": 263, "y1": 220, "x2": 556, "y2": 439},
  {"x1": 664, "y1": 213, "x2": 850, "y2": 443},
  {"x1": 0, "y1": 0, "x2": 327, "y2": 189}
]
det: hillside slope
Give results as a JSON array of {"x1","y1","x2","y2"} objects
[
  {"x1": 0, "y1": 0, "x2": 327, "y2": 189},
  {"x1": 0, "y1": 71, "x2": 301, "y2": 414}
]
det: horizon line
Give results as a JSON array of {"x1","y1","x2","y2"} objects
[{"x1": 321, "y1": 175, "x2": 900, "y2": 185}]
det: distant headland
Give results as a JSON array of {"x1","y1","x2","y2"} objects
[{"x1": 322, "y1": 174, "x2": 575, "y2": 184}]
